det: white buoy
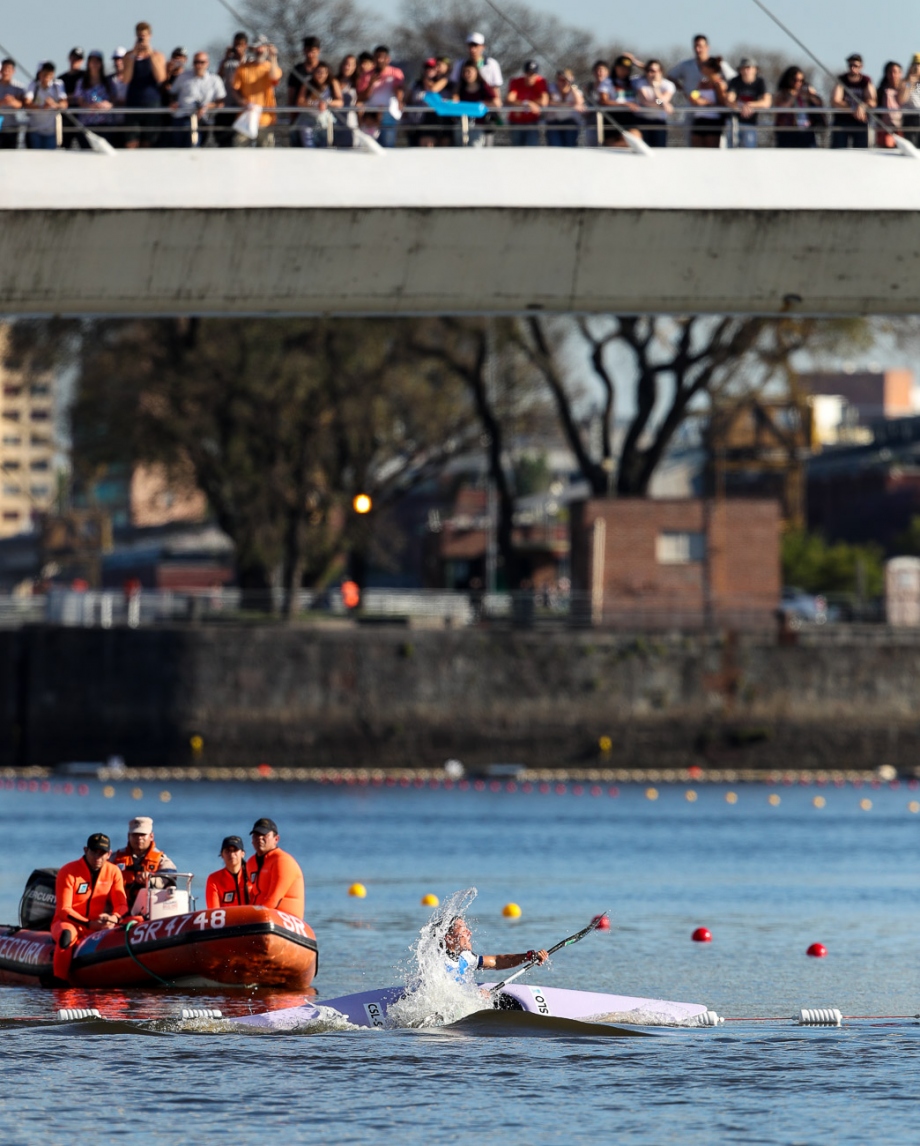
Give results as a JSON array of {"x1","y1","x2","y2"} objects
[
  {"x1": 57, "y1": 1008, "x2": 102, "y2": 1021},
  {"x1": 798, "y1": 1008, "x2": 842, "y2": 1026},
  {"x1": 179, "y1": 1007, "x2": 222, "y2": 1020},
  {"x1": 690, "y1": 1010, "x2": 724, "y2": 1026}
]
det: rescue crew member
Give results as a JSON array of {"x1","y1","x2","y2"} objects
[
  {"x1": 110, "y1": 816, "x2": 176, "y2": 915},
  {"x1": 246, "y1": 818, "x2": 305, "y2": 918},
  {"x1": 205, "y1": 835, "x2": 250, "y2": 909},
  {"x1": 442, "y1": 916, "x2": 548, "y2": 982},
  {"x1": 51, "y1": 833, "x2": 128, "y2": 982}
]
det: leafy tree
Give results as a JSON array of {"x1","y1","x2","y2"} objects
[
  {"x1": 71, "y1": 317, "x2": 474, "y2": 614},
  {"x1": 782, "y1": 530, "x2": 884, "y2": 599}
]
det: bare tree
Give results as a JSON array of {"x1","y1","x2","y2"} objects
[
  {"x1": 517, "y1": 315, "x2": 870, "y2": 498},
  {"x1": 391, "y1": 0, "x2": 598, "y2": 78},
  {"x1": 237, "y1": 0, "x2": 377, "y2": 70}
]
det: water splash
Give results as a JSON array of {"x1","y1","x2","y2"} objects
[{"x1": 386, "y1": 888, "x2": 491, "y2": 1028}]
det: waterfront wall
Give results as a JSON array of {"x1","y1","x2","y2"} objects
[{"x1": 6, "y1": 624, "x2": 920, "y2": 772}]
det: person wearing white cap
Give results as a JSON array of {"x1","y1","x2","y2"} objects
[
  {"x1": 110, "y1": 816, "x2": 176, "y2": 915},
  {"x1": 450, "y1": 32, "x2": 503, "y2": 90}
]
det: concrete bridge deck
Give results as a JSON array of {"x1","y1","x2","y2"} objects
[{"x1": 0, "y1": 148, "x2": 917, "y2": 316}]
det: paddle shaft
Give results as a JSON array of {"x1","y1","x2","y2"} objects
[{"x1": 490, "y1": 913, "x2": 609, "y2": 993}]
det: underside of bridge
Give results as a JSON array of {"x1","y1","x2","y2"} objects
[{"x1": 0, "y1": 149, "x2": 917, "y2": 317}]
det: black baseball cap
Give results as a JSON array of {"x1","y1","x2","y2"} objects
[
  {"x1": 251, "y1": 818, "x2": 278, "y2": 835},
  {"x1": 86, "y1": 833, "x2": 111, "y2": 851},
  {"x1": 70, "y1": 47, "x2": 85, "y2": 59},
  {"x1": 220, "y1": 835, "x2": 245, "y2": 853},
  {"x1": 523, "y1": 59, "x2": 539, "y2": 74}
]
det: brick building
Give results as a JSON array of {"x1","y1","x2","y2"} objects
[
  {"x1": 799, "y1": 369, "x2": 916, "y2": 422},
  {"x1": 570, "y1": 498, "x2": 781, "y2": 628}
]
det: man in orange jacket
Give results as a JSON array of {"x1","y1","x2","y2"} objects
[
  {"x1": 246, "y1": 818, "x2": 304, "y2": 917},
  {"x1": 52, "y1": 832, "x2": 128, "y2": 982},
  {"x1": 206, "y1": 835, "x2": 250, "y2": 908}
]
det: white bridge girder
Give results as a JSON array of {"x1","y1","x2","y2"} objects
[{"x1": 0, "y1": 148, "x2": 918, "y2": 317}]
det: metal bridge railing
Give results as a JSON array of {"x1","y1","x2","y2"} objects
[{"x1": 4, "y1": 104, "x2": 917, "y2": 151}]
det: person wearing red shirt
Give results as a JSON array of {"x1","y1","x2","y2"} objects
[
  {"x1": 206, "y1": 835, "x2": 250, "y2": 908},
  {"x1": 51, "y1": 833, "x2": 128, "y2": 982},
  {"x1": 507, "y1": 59, "x2": 549, "y2": 146},
  {"x1": 246, "y1": 818, "x2": 305, "y2": 918}
]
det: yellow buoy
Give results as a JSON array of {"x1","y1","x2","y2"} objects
[
  {"x1": 190, "y1": 735, "x2": 203, "y2": 752},
  {"x1": 598, "y1": 735, "x2": 612, "y2": 753},
  {"x1": 502, "y1": 902, "x2": 522, "y2": 918},
  {"x1": 646, "y1": 787, "x2": 659, "y2": 801},
  {"x1": 420, "y1": 893, "x2": 439, "y2": 907},
  {"x1": 348, "y1": 883, "x2": 367, "y2": 898}
]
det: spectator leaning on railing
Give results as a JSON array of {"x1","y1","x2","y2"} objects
[
  {"x1": 583, "y1": 60, "x2": 613, "y2": 146},
  {"x1": 407, "y1": 57, "x2": 451, "y2": 148},
  {"x1": 688, "y1": 56, "x2": 731, "y2": 148},
  {"x1": 830, "y1": 53, "x2": 876, "y2": 149},
  {"x1": 727, "y1": 58, "x2": 770, "y2": 147},
  {"x1": 605, "y1": 54, "x2": 644, "y2": 147},
  {"x1": 546, "y1": 69, "x2": 584, "y2": 148},
  {"x1": 74, "y1": 51, "x2": 117, "y2": 150},
  {"x1": 60, "y1": 47, "x2": 85, "y2": 101},
  {"x1": 507, "y1": 59, "x2": 549, "y2": 146},
  {"x1": 169, "y1": 51, "x2": 226, "y2": 148},
  {"x1": 450, "y1": 58, "x2": 500, "y2": 147},
  {"x1": 773, "y1": 66, "x2": 823, "y2": 149},
  {"x1": 635, "y1": 59, "x2": 675, "y2": 148},
  {"x1": 0, "y1": 59, "x2": 25, "y2": 151},
  {"x1": 294, "y1": 59, "x2": 342, "y2": 149},
  {"x1": 231, "y1": 38, "x2": 282, "y2": 148},
  {"x1": 876, "y1": 61, "x2": 903, "y2": 148},
  {"x1": 24, "y1": 61, "x2": 67, "y2": 150}
]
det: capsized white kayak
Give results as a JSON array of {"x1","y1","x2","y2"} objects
[{"x1": 233, "y1": 983, "x2": 711, "y2": 1031}]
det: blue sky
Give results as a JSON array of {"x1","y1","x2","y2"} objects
[{"x1": 1, "y1": 0, "x2": 914, "y2": 80}]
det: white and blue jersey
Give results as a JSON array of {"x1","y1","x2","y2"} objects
[{"x1": 445, "y1": 950, "x2": 484, "y2": 982}]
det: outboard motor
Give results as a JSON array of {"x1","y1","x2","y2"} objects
[{"x1": 19, "y1": 868, "x2": 58, "y2": 929}]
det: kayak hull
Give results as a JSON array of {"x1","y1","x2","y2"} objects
[
  {"x1": 233, "y1": 983, "x2": 710, "y2": 1030},
  {"x1": 0, "y1": 907, "x2": 318, "y2": 989}
]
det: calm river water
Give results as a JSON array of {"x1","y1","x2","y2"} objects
[{"x1": 1, "y1": 778, "x2": 919, "y2": 1144}]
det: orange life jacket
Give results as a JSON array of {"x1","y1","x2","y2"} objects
[
  {"x1": 110, "y1": 844, "x2": 168, "y2": 895},
  {"x1": 246, "y1": 848, "x2": 305, "y2": 918},
  {"x1": 53, "y1": 857, "x2": 128, "y2": 927},
  {"x1": 205, "y1": 866, "x2": 250, "y2": 909}
]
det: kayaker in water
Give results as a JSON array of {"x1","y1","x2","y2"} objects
[
  {"x1": 442, "y1": 916, "x2": 548, "y2": 982},
  {"x1": 206, "y1": 835, "x2": 251, "y2": 908},
  {"x1": 110, "y1": 816, "x2": 177, "y2": 915},
  {"x1": 51, "y1": 832, "x2": 128, "y2": 982},
  {"x1": 246, "y1": 818, "x2": 305, "y2": 918}
]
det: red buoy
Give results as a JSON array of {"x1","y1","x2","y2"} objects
[
  {"x1": 806, "y1": 942, "x2": 827, "y2": 958},
  {"x1": 691, "y1": 927, "x2": 712, "y2": 943},
  {"x1": 592, "y1": 914, "x2": 611, "y2": 931}
]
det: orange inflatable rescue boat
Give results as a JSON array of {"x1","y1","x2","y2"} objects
[{"x1": 0, "y1": 869, "x2": 318, "y2": 989}]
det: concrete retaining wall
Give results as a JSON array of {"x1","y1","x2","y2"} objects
[{"x1": 5, "y1": 624, "x2": 920, "y2": 772}]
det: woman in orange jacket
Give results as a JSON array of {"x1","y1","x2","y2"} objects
[
  {"x1": 206, "y1": 836, "x2": 250, "y2": 908},
  {"x1": 51, "y1": 833, "x2": 128, "y2": 981},
  {"x1": 246, "y1": 818, "x2": 305, "y2": 918}
]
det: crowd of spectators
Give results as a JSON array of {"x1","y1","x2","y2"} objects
[{"x1": 2, "y1": 23, "x2": 920, "y2": 150}]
